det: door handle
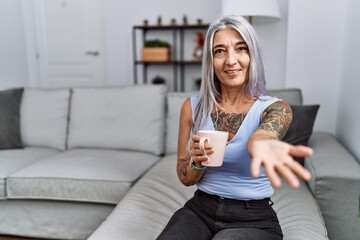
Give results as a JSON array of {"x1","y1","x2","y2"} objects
[{"x1": 86, "y1": 51, "x2": 99, "y2": 56}]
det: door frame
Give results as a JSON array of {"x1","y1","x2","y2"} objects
[{"x1": 22, "y1": 0, "x2": 39, "y2": 87}]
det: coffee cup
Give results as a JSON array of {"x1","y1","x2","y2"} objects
[{"x1": 198, "y1": 130, "x2": 229, "y2": 167}]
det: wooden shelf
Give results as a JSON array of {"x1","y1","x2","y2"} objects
[
  {"x1": 132, "y1": 24, "x2": 208, "y2": 91},
  {"x1": 134, "y1": 24, "x2": 209, "y2": 30},
  {"x1": 135, "y1": 60, "x2": 202, "y2": 65}
]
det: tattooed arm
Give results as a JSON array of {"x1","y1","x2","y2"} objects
[
  {"x1": 260, "y1": 101, "x2": 293, "y2": 140},
  {"x1": 247, "y1": 101, "x2": 313, "y2": 189},
  {"x1": 176, "y1": 98, "x2": 206, "y2": 186}
]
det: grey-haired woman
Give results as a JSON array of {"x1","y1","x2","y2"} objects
[{"x1": 157, "y1": 15, "x2": 312, "y2": 240}]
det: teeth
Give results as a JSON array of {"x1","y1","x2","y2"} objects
[{"x1": 226, "y1": 70, "x2": 238, "y2": 74}]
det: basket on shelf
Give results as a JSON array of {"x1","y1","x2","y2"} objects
[{"x1": 142, "y1": 39, "x2": 171, "y2": 62}]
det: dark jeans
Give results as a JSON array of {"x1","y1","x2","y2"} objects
[{"x1": 157, "y1": 190, "x2": 283, "y2": 240}]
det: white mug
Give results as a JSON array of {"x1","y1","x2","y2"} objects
[{"x1": 198, "y1": 130, "x2": 229, "y2": 167}]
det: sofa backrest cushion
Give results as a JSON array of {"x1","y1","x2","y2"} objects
[
  {"x1": 165, "y1": 89, "x2": 303, "y2": 155},
  {"x1": 67, "y1": 85, "x2": 166, "y2": 155},
  {"x1": 20, "y1": 88, "x2": 71, "y2": 151},
  {"x1": 268, "y1": 89, "x2": 321, "y2": 165},
  {"x1": 268, "y1": 88, "x2": 303, "y2": 105},
  {"x1": 0, "y1": 88, "x2": 24, "y2": 149},
  {"x1": 165, "y1": 91, "x2": 197, "y2": 155}
]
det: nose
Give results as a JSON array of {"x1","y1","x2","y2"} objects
[{"x1": 225, "y1": 50, "x2": 237, "y2": 66}]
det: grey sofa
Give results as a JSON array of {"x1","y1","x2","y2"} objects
[{"x1": 0, "y1": 85, "x2": 359, "y2": 240}]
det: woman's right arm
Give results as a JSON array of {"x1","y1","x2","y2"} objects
[{"x1": 176, "y1": 98, "x2": 208, "y2": 186}]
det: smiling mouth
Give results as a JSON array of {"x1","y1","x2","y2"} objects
[{"x1": 224, "y1": 69, "x2": 241, "y2": 74}]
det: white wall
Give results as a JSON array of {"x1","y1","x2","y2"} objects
[
  {"x1": 0, "y1": 0, "x2": 288, "y2": 91},
  {"x1": 255, "y1": 0, "x2": 288, "y2": 90},
  {"x1": 285, "y1": 0, "x2": 348, "y2": 134},
  {"x1": 103, "y1": 0, "x2": 221, "y2": 91},
  {"x1": 336, "y1": 0, "x2": 360, "y2": 161},
  {"x1": 0, "y1": 0, "x2": 28, "y2": 88},
  {"x1": 103, "y1": 0, "x2": 288, "y2": 91}
]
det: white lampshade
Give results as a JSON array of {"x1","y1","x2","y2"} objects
[{"x1": 221, "y1": 0, "x2": 281, "y2": 24}]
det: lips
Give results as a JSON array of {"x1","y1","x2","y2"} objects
[
  {"x1": 224, "y1": 69, "x2": 242, "y2": 75},
  {"x1": 225, "y1": 69, "x2": 239, "y2": 73}
]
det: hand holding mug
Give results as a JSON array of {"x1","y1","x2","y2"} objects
[
  {"x1": 190, "y1": 134, "x2": 213, "y2": 166},
  {"x1": 195, "y1": 130, "x2": 229, "y2": 167}
]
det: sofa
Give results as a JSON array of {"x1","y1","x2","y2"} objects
[{"x1": 0, "y1": 85, "x2": 359, "y2": 240}]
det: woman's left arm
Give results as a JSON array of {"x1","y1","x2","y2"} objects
[{"x1": 247, "y1": 101, "x2": 312, "y2": 189}]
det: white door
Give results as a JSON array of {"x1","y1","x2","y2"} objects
[{"x1": 32, "y1": 0, "x2": 105, "y2": 87}]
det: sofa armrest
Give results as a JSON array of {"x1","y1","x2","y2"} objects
[{"x1": 305, "y1": 132, "x2": 360, "y2": 240}]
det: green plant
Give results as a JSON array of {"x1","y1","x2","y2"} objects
[
  {"x1": 194, "y1": 78, "x2": 202, "y2": 89},
  {"x1": 183, "y1": 15, "x2": 188, "y2": 25},
  {"x1": 144, "y1": 39, "x2": 171, "y2": 48},
  {"x1": 157, "y1": 15, "x2": 162, "y2": 25},
  {"x1": 152, "y1": 76, "x2": 165, "y2": 85}
]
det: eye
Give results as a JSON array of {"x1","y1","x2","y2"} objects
[
  {"x1": 213, "y1": 48, "x2": 225, "y2": 56},
  {"x1": 237, "y1": 46, "x2": 248, "y2": 53}
]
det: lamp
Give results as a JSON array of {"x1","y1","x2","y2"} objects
[{"x1": 221, "y1": 0, "x2": 281, "y2": 25}]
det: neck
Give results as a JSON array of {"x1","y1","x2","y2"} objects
[
  {"x1": 216, "y1": 85, "x2": 255, "y2": 113},
  {"x1": 221, "y1": 86, "x2": 252, "y2": 103}
]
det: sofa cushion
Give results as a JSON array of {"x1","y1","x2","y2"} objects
[
  {"x1": 6, "y1": 149, "x2": 160, "y2": 204},
  {"x1": 268, "y1": 88, "x2": 303, "y2": 105},
  {"x1": 165, "y1": 91, "x2": 197, "y2": 154},
  {"x1": 88, "y1": 154, "x2": 197, "y2": 240},
  {"x1": 0, "y1": 88, "x2": 24, "y2": 149},
  {"x1": 20, "y1": 88, "x2": 71, "y2": 150},
  {"x1": 0, "y1": 147, "x2": 60, "y2": 199},
  {"x1": 88, "y1": 154, "x2": 328, "y2": 240},
  {"x1": 68, "y1": 85, "x2": 166, "y2": 155},
  {"x1": 0, "y1": 200, "x2": 115, "y2": 240},
  {"x1": 306, "y1": 132, "x2": 360, "y2": 240},
  {"x1": 283, "y1": 104, "x2": 320, "y2": 165},
  {"x1": 283, "y1": 105, "x2": 320, "y2": 145},
  {"x1": 272, "y1": 179, "x2": 328, "y2": 240}
]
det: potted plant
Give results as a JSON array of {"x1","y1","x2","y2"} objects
[
  {"x1": 142, "y1": 39, "x2": 171, "y2": 62},
  {"x1": 194, "y1": 78, "x2": 202, "y2": 90},
  {"x1": 152, "y1": 76, "x2": 166, "y2": 85}
]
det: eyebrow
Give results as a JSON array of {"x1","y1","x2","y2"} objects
[{"x1": 213, "y1": 41, "x2": 247, "y2": 50}]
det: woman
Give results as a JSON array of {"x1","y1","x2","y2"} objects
[{"x1": 157, "y1": 15, "x2": 312, "y2": 240}]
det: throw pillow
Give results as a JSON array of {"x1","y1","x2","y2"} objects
[
  {"x1": 282, "y1": 104, "x2": 320, "y2": 165},
  {"x1": 0, "y1": 88, "x2": 24, "y2": 149}
]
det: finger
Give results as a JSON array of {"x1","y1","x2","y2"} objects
[
  {"x1": 275, "y1": 162, "x2": 300, "y2": 189},
  {"x1": 250, "y1": 157, "x2": 262, "y2": 178},
  {"x1": 264, "y1": 164, "x2": 282, "y2": 188},
  {"x1": 204, "y1": 142, "x2": 213, "y2": 152},
  {"x1": 192, "y1": 138, "x2": 212, "y2": 150},
  {"x1": 204, "y1": 149, "x2": 213, "y2": 156},
  {"x1": 195, "y1": 149, "x2": 210, "y2": 156},
  {"x1": 190, "y1": 141, "x2": 201, "y2": 152},
  {"x1": 289, "y1": 145, "x2": 313, "y2": 158},
  {"x1": 192, "y1": 135, "x2": 200, "y2": 142},
  {"x1": 286, "y1": 160, "x2": 312, "y2": 181},
  {"x1": 193, "y1": 155, "x2": 209, "y2": 163},
  {"x1": 193, "y1": 142, "x2": 212, "y2": 156}
]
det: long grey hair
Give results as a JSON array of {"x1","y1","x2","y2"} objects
[{"x1": 192, "y1": 15, "x2": 267, "y2": 134}]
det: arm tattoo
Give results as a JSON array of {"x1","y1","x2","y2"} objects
[
  {"x1": 260, "y1": 101, "x2": 293, "y2": 140},
  {"x1": 211, "y1": 110, "x2": 246, "y2": 135},
  {"x1": 180, "y1": 162, "x2": 188, "y2": 176}
]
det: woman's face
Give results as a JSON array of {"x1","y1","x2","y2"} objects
[{"x1": 212, "y1": 28, "x2": 250, "y2": 89}]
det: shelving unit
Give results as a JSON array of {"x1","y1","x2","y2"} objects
[{"x1": 132, "y1": 24, "x2": 209, "y2": 92}]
